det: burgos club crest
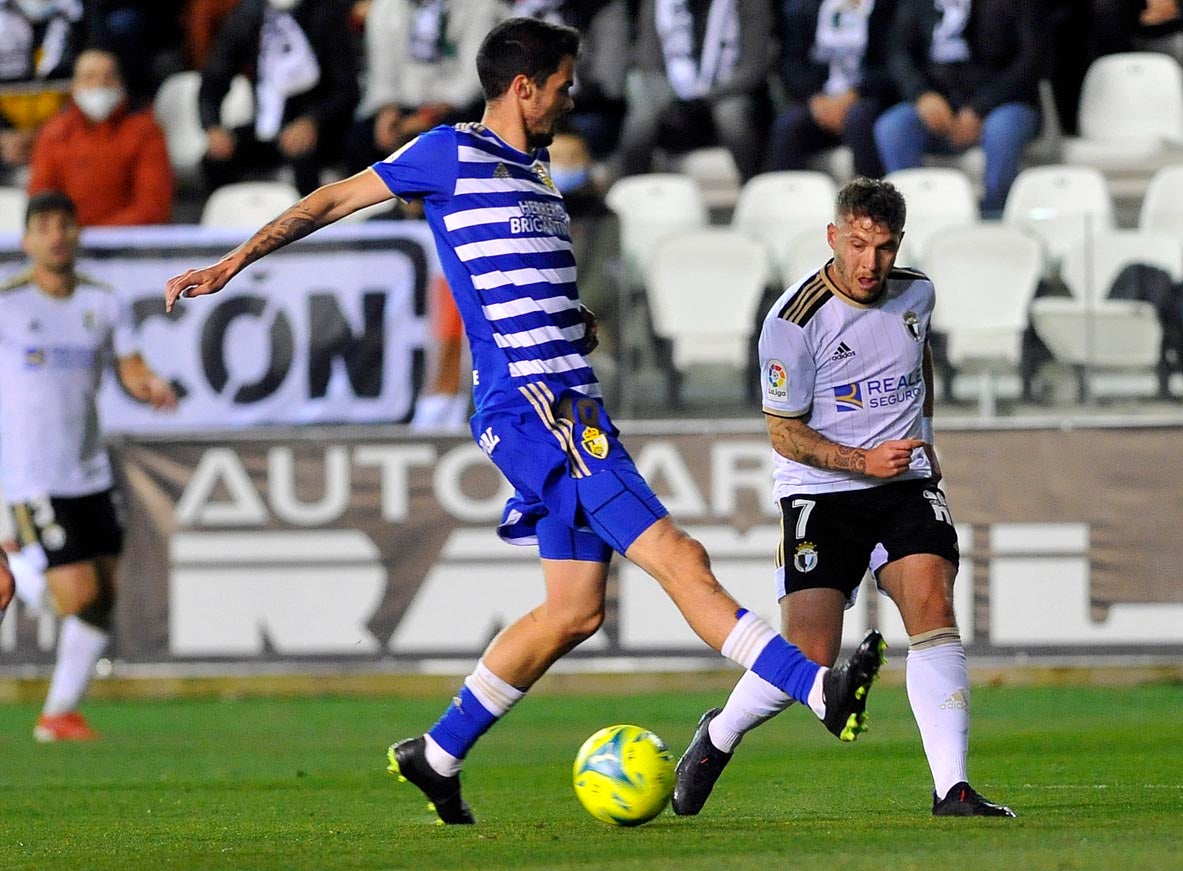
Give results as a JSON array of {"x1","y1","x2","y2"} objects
[
  {"x1": 581, "y1": 426, "x2": 609, "y2": 460},
  {"x1": 793, "y1": 541, "x2": 818, "y2": 573},
  {"x1": 903, "y1": 310, "x2": 922, "y2": 342},
  {"x1": 766, "y1": 359, "x2": 788, "y2": 400}
]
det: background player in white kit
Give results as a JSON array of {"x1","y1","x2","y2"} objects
[
  {"x1": 672, "y1": 178, "x2": 1015, "y2": 818},
  {"x1": 0, "y1": 191, "x2": 176, "y2": 741}
]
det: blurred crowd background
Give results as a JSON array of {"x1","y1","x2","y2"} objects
[{"x1": 2, "y1": 0, "x2": 1182, "y2": 417}]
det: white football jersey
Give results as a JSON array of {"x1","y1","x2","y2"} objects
[
  {"x1": 0, "y1": 271, "x2": 137, "y2": 501},
  {"x1": 759, "y1": 262, "x2": 934, "y2": 496}
]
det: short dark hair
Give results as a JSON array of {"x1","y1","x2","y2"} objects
[
  {"x1": 25, "y1": 190, "x2": 77, "y2": 227},
  {"x1": 476, "y1": 17, "x2": 580, "y2": 102},
  {"x1": 835, "y1": 177, "x2": 906, "y2": 236}
]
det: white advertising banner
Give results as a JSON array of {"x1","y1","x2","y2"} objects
[{"x1": 0, "y1": 223, "x2": 439, "y2": 431}]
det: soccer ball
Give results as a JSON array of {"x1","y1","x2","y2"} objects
[{"x1": 572, "y1": 724, "x2": 675, "y2": 826}]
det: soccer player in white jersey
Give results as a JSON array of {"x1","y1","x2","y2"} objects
[
  {"x1": 672, "y1": 178, "x2": 1015, "y2": 819},
  {"x1": 164, "y1": 18, "x2": 887, "y2": 825},
  {"x1": 0, "y1": 192, "x2": 177, "y2": 741}
]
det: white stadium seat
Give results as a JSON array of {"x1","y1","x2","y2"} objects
[
  {"x1": 646, "y1": 228, "x2": 771, "y2": 392},
  {"x1": 925, "y1": 224, "x2": 1043, "y2": 415},
  {"x1": 1062, "y1": 53, "x2": 1183, "y2": 197},
  {"x1": 885, "y1": 167, "x2": 979, "y2": 270},
  {"x1": 200, "y1": 181, "x2": 301, "y2": 228},
  {"x1": 1138, "y1": 163, "x2": 1183, "y2": 237},
  {"x1": 0, "y1": 186, "x2": 28, "y2": 233},
  {"x1": 605, "y1": 173, "x2": 708, "y2": 286},
  {"x1": 674, "y1": 147, "x2": 742, "y2": 209},
  {"x1": 154, "y1": 71, "x2": 256, "y2": 176},
  {"x1": 1002, "y1": 165, "x2": 1115, "y2": 272},
  {"x1": 732, "y1": 171, "x2": 836, "y2": 284},
  {"x1": 1030, "y1": 230, "x2": 1177, "y2": 391},
  {"x1": 782, "y1": 226, "x2": 834, "y2": 285}
]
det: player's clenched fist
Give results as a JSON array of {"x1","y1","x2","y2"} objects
[{"x1": 865, "y1": 438, "x2": 927, "y2": 478}]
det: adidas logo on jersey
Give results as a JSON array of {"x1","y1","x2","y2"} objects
[
  {"x1": 494, "y1": 163, "x2": 511, "y2": 179},
  {"x1": 831, "y1": 342, "x2": 856, "y2": 361}
]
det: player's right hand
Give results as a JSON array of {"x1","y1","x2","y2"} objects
[
  {"x1": 865, "y1": 438, "x2": 926, "y2": 478},
  {"x1": 164, "y1": 261, "x2": 234, "y2": 312}
]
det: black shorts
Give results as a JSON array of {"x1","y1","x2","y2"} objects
[
  {"x1": 9, "y1": 489, "x2": 124, "y2": 569},
  {"x1": 776, "y1": 478, "x2": 959, "y2": 602}
]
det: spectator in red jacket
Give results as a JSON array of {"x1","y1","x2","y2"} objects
[{"x1": 28, "y1": 48, "x2": 173, "y2": 226}]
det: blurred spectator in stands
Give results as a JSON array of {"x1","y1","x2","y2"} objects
[
  {"x1": 768, "y1": 0, "x2": 899, "y2": 177},
  {"x1": 1093, "y1": 0, "x2": 1183, "y2": 60},
  {"x1": 28, "y1": 48, "x2": 172, "y2": 225},
  {"x1": 343, "y1": 0, "x2": 509, "y2": 176},
  {"x1": 513, "y1": 0, "x2": 629, "y2": 157},
  {"x1": 1042, "y1": 0, "x2": 1091, "y2": 136},
  {"x1": 199, "y1": 0, "x2": 359, "y2": 196},
  {"x1": 550, "y1": 129, "x2": 618, "y2": 355},
  {"x1": 618, "y1": 0, "x2": 774, "y2": 181},
  {"x1": 85, "y1": 2, "x2": 184, "y2": 105},
  {"x1": 410, "y1": 275, "x2": 469, "y2": 430},
  {"x1": 0, "y1": 0, "x2": 85, "y2": 185},
  {"x1": 874, "y1": 0, "x2": 1042, "y2": 214},
  {"x1": 184, "y1": 0, "x2": 239, "y2": 70}
]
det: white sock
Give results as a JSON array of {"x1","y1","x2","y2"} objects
[
  {"x1": 465, "y1": 659, "x2": 526, "y2": 717},
  {"x1": 720, "y1": 611, "x2": 778, "y2": 669},
  {"x1": 423, "y1": 733, "x2": 462, "y2": 777},
  {"x1": 410, "y1": 394, "x2": 457, "y2": 430},
  {"x1": 906, "y1": 629, "x2": 970, "y2": 799},
  {"x1": 444, "y1": 395, "x2": 470, "y2": 426},
  {"x1": 807, "y1": 668, "x2": 829, "y2": 719},
  {"x1": 708, "y1": 669, "x2": 795, "y2": 753},
  {"x1": 10, "y1": 544, "x2": 49, "y2": 614},
  {"x1": 424, "y1": 660, "x2": 525, "y2": 777},
  {"x1": 43, "y1": 615, "x2": 108, "y2": 717}
]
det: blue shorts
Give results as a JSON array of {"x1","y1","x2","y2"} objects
[{"x1": 470, "y1": 383, "x2": 668, "y2": 562}]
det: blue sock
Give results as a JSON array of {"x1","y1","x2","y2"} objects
[
  {"x1": 427, "y1": 686, "x2": 498, "y2": 759},
  {"x1": 750, "y1": 636, "x2": 821, "y2": 705}
]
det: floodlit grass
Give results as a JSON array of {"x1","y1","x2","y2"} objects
[{"x1": 0, "y1": 684, "x2": 1179, "y2": 870}]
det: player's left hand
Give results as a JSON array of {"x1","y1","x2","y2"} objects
[{"x1": 578, "y1": 304, "x2": 599, "y2": 354}]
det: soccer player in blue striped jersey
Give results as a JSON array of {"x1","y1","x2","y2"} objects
[{"x1": 164, "y1": 17, "x2": 885, "y2": 825}]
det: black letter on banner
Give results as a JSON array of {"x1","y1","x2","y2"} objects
[
  {"x1": 201, "y1": 296, "x2": 294, "y2": 403},
  {"x1": 128, "y1": 296, "x2": 189, "y2": 400},
  {"x1": 307, "y1": 291, "x2": 386, "y2": 398}
]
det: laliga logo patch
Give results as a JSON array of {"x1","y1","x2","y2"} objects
[
  {"x1": 765, "y1": 359, "x2": 788, "y2": 400},
  {"x1": 793, "y1": 541, "x2": 818, "y2": 573},
  {"x1": 581, "y1": 425, "x2": 609, "y2": 460}
]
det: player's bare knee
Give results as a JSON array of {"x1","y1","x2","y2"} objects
[{"x1": 556, "y1": 608, "x2": 604, "y2": 645}]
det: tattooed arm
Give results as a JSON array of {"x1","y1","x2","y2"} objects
[
  {"x1": 165, "y1": 169, "x2": 393, "y2": 311},
  {"x1": 766, "y1": 414, "x2": 926, "y2": 479}
]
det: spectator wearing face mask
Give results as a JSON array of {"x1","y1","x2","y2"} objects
[
  {"x1": 27, "y1": 48, "x2": 173, "y2": 226},
  {"x1": 0, "y1": 0, "x2": 86, "y2": 183}
]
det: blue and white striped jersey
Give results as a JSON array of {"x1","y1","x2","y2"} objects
[{"x1": 371, "y1": 123, "x2": 598, "y2": 412}]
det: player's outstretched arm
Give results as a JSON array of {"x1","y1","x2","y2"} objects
[
  {"x1": 164, "y1": 169, "x2": 393, "y2": 312},
  {"x1": 766, "y1": 414, "x2": 924, "y2": 478}
]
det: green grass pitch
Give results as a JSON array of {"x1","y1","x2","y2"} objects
[{"x1": 0, "y1": 683, "x2": 1179, "y2": 870}]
